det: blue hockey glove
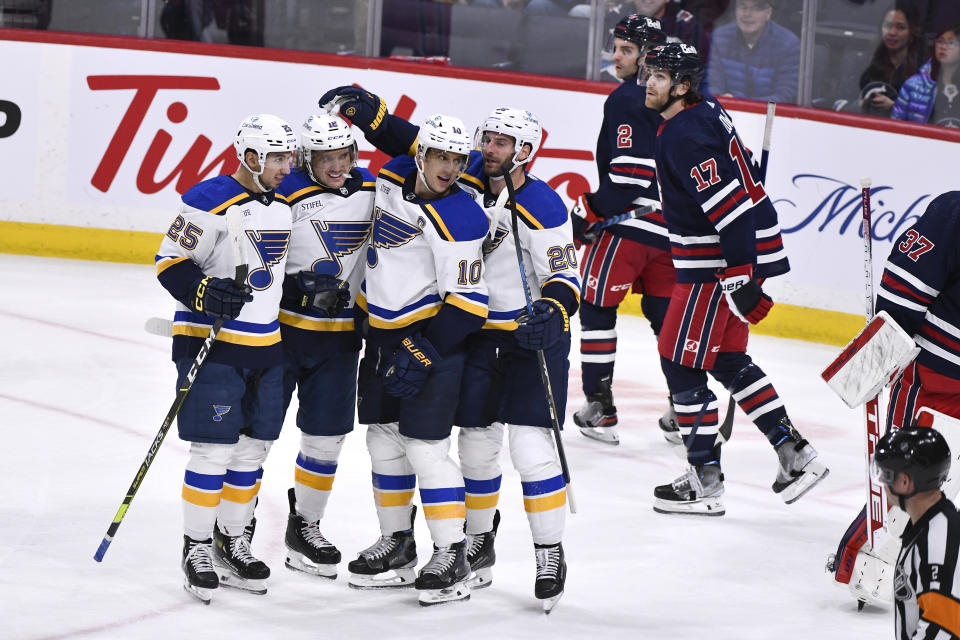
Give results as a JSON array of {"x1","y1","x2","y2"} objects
[
  {"x1": 514, "y1": 298, "x2": 570, "y2": 350},
  {"x1": 318, "y1": 86, "x2": 388, "y2": 133},
  {"x1": 378, "y1": 333, "x2": 441, "y2": 398},
  {"x1": 190, "y1": 276, "x2": 252, "y2": 320},
  {"x1": 284, "y1": 271, "x2": 351, "y2": 318}
]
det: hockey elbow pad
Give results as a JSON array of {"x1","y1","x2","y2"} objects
[
  {"x1": 190, "y1": 276, "x2": 253, "y2": 320},
  {"x1": 717, "y1": 265, "x2": 773, "y2": 324},
  {"x1": 514, "y1": 298, "x2": 570, "y2": 350},
  {"x1": 379, "y1": 333, "x2": 441, "y2": 398}
]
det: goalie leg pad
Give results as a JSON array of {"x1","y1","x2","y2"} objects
[
  {"x1": 294, "y1": 434, "x2": 346, "y2": 523},
  {"x1": 182, "y1": 442, "x2": 233, "y2": 541},
  {"x1": 458, "y1": 424, "x2": 504, "y2": 535},
  {"x1": 403, "y1": 435, "x2": 466, "y2": 547},
  {"x1": 509, "y1": 425, "x2": 565, "y2": 545},
  {"x1": 367, "y1": 422, "x2": 417, "y2": 536}
]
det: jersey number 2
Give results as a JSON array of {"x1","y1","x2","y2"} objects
[{"x1": 616, "y1": 125, "x2": 632, "y2": 149}]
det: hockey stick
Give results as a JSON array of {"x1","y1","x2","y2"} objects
[
  {"x1": 590, "y1": 204, "x2": 657, "y2": 231},
  {"x1": 860, "y1": 177, "x2": 885, "y2": 553},
  {"x1": 94, "y1": 205, "x2": 248, "y2": 562},
  {"x1": 145, "y1": 316, "x2": 174, "y2": 337},
  {"x1": 500, "y1": 163, "x2": 577, "y2": 514}
]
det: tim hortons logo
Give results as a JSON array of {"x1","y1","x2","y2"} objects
[{"x1": 86, "y1": 76, "x2": 596, "y2": 199}]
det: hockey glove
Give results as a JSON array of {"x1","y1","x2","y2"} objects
[
  {"x1": 318, "y1": 86, "x2": 388, "y2": 133},
  {"x1": 379, "y1": 333, "x2": 441, "y2": 398},
  {"x1": 514, "y1": 298, "x2": 570, "y2": 350},
  {"x1": 570, "y1": 193, "x2": 602, "y2": 246},
  {"x1": 284, "y1": 271, "x2": 351, "y2": 318},
  {"x1": 190, "y1": 276, "x2": 253, "y2": 320},
  {"x1": 717, "y1": 265, "x2": 773, "y2": 324}
]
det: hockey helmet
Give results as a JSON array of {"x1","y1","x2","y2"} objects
[
  {"x1": 234, "y1": 114, "x2": 298, "y2": 190},
  {"x1": 644, "y1": 42, "x2": 705, "y2": 91},
  {"x1": 415, "y1": 113, "x2": 471, "y2": 190},
  {"x1": 613, "y1": 14, "x2": 667, "y2": 50},
  {"x1": 299, "y1": 113, "x2": 358, "y2": 183},
  {"x1": 474, "y1": 107, "x2": 542, "y2": 168},
  {"x1": 872, "y1": 427, "x2": 951, "y2": 496}
]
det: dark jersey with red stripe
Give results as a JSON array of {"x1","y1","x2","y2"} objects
[
  {"x1": 877, "y1": 191, "x2": 960, "y2": 380},
  {"x1": 654, "y1": 95, "x2": 790, "y2": 284},
  {"x1": 592, "y1": 79, "x2": 669, "y2": 251}
]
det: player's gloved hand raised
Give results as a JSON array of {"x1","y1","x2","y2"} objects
[
  {"x1": 190, "y1": 275, "x2": 253, "y2": 320},
  {"x1": 378, "y1": 333, "x2": 441, "y2": 398},
  {"x1": 514, "y1": 298, "x2": 570, "y2": 350},
  {"x1": 717, "y1": 265, "x2": 773, "y2": 324},
  {"x1": 570, "y1": 193, "x2": 602, "y2": 247},
  {"x1": 284, "y1": 271, "x2": 351, "y2": 318},
  {"x1": 318, "y1": 86, "x2": 388, "y2": 133}
]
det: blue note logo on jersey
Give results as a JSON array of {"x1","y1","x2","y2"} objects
[
  {"x1": 212, "y1": 404, "x2": 232, "y2": 422},
  {"x1": 366, "y1": 205, "x2": 422, "y2": 268},
  {"x1": 245, "y1": 230, "x2": 291, "y2": 290},
  {"x1": 310, "y1": 220, "x2": 372, "y2": 276}
]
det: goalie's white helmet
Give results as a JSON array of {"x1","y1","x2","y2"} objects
[
  {"x1": 234, "y1": 114, "x2": 298, "y2": 190},
  {"x1": 415, "y1": 113, "x2": 471, "y2": 191},
  {"x1": 299, "y1": 113, "x2": 357, "y2": 183},
  {"x1": 474, "y1": 107, "x2": 542, "y2": 167}
]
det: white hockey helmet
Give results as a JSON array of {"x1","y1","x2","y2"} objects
[
  {"x1": 474, "y1": 107, "x2": 542, "y2": 168},
  {"x1": 234, "y1": 114, "x2": 298, "y2": 190},
  {"x1": 299, "y1": 113, "x2": 358, "y2": 183},
  {"x1": 415, "y1": 113, "x2": 471, "y2": 190}
]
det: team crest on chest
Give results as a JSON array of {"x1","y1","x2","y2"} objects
[
  {"x1": 245, "y1": 230, "x2": 291, "y2": 290},
  {"x1": 366, "y1": 206, "x2": 422, "y2": 268},
  {"x1": 310, "y1": 220, "x2": 372, "y2": 276}
]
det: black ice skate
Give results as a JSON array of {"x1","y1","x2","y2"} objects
[
  {"x1": 658, "y1": 398, "x2": 682, "y2": 445},
  {"x1": 213, "y1": 523, "x2": 270, "y2": 595},
  {"x1": 415, "y1": 541, "x2": 471, "y2": 606},
  {"x1": 465, "y1": 509, "x2": 499, "y2": 589},
  {"x1": 574, "y1": 375, "x2": 619, "y2": 445},
  {"x1": 771, "y1": 418, "x2": 830, "y2": 504},
  {"x1": 653, "y1": 463, "x2": 725, "y2": 516},
  {"x1": 181, "y1": 535, "x2": 218, "y2": 604},
  {"x1": 347, "y1": 505, "x2": 418, "y2": 589},
  {"x1": 284, "y1": 488, "x2": 340, "y2": 579},
  {"x1": 534, "y1": 542, "x2": 566, "y2": 614}
]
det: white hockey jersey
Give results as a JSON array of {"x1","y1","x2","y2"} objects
[{"x1": 156, "y1": 174, "x2": 292, "y2": 367}]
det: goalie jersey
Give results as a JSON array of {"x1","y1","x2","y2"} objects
[
  {"x1": 276, "y1": 167, "x2": 375, "y2": 356},
  {"x1": 654, "y1": 95, "x2": 790, "y2": 284},
  {"x1": 156, "y1": 175, "x2": 292, "y2": 367},
  {"x1": 357, "y1": 155, "x2": 490, "y2": 354},
  {"x1": 876, "y1": 191, "x2": 960, "y2": 380}
]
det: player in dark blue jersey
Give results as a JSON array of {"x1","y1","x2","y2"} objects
[
  {"x1": 570, "y1": 14, "x2": 683, "y2": 447},
  {"x1": 642, "y1": 42, "x2": 828, "y2": 516}
]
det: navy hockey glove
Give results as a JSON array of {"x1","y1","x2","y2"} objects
[
  {"x1": 570, "y1": 193, "x2": 602, "y2": 247},
  {"x1": 514, "y1": 298, "x2": 570, "y2": 350},
  {"x1": 379, "y1": 333, "x2": 441, "y2": 398},
  {"x1": 318, "y1": 86, "x2": 388, "y2": 133},
  {"x1": 284, "y1": 271, "x2": 351, "y2": 318},
  {"x1": 190, "y1": 276, "x2": 253, "y2": 320},
  {"x1": 717, "y1": 265, "x2": 773, "y2": 324}
]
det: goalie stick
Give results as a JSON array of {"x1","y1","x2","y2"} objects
[
  {"x1": 500, "y1": 163, "x2": 577, "y2": 514},
  {"x1": 94, "y1": 205, "x2": 248, "y2": 562}
]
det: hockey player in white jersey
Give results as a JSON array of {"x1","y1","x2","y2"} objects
[
  {"x1": 155, "y1": 114, "x2": 297, "y2": 603},
  {"x1": 275, "y1": 113, "x2": 375, "y2": 579},
  {"x1": 340, "y1": 110, "x2": 489, "y2": 606},
  {"x1": 319, "y1": 87, "x2": 578, "y2": 611}
]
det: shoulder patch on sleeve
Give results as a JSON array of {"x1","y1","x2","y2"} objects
[
  {"x1": 513, "y1": 179, "x2": 568, "y2": 230},
  {"x1": 421, "y1": 191, "x2": 488, "y2": 242},
  {"x1": 181, "y1": 175, "x2": 250, "y2": 214}
]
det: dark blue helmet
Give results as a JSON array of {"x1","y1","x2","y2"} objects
[
  {"x1": 613, "y1": 14, "x2": 667, "y2": 49},
  {"x1": 873, "y1": 427, "x2": 951, "y2": 494},
  {"x1": 644, "y1": 42, "x2": 705, "y2": 90}
]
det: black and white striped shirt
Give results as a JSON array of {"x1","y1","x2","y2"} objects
[{"x1": 895, "y1": 496, "x2": 960, "y2": 639}]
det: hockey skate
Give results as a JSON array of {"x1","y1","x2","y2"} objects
[
  {"x1": 574, "y1": 375, "x2": 619, "y2": 445},
  {"x1": 534, "y1": 542, "x2": 566, "y2": 614},
  {"x1": 653, "y1": 463, "x2": 725, "y2": 516},
  {"x1": 213, "y1": 522, "x2": 270, "y2": 595},
  {"x1": 181, "y1": 535, "x2": 218, "y2": 604},
  {"x1": 415, "y1": 541, "x2": 471, "y2": 606},
  {"x1": 347, "y1": 505, "x2": 418, "y2": 589},
  {"x1": 771, "y1": 419, "x2": 830, "y2": 504},
  {"x1": 465, "y1": 510, "x2": 499, "y2": 589},
  {"x1": 658, "y1": 400, "x2": 682, "y2": 445},
  {"x1": 284, "y1": 488, "x2": 340, "y2": 579}
]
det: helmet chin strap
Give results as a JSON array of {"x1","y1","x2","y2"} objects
[{"x1": 242, "y1": 157, "x2": 269, "y2": 193}]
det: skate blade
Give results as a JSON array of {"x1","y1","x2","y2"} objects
[
  {"x1": 540, "y1": 591, "x2": 563, "y2": 614},
  {"x1": 653, "y1": 496, "x2": 725, "y2": 516},
  {"x1": 182, "y1": 578, "x2": 213, "y2": 604},
  {"x1": 285, "y1": 553, "x2": 338, "y2": 579},
  {"x1": 779, "y1": 462, "x2": 830, "y2": 504},
  {"x1": 217, "y1": 572, "x2": 267, "y2": 595},
  {"x1": 418, "y1": 580, "x2": 470, "y2": 606},
  {"x1": 578, "y1": 425, "x2": 620, "y2": 445},
  {"x1": 348, "y1": 568, "x2": 416, "y2": 589},
  {"x1": 466, "y1": 567, "x2": 493, "y2": 590},
  {"x1": 659, "y1": 428, "x2": 682, "y2": 446}
]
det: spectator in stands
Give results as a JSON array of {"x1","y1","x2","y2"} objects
[
  {"x1": 858, "y1": 2, "x2": 927, "y2": 117},
  {"x1": 471, "y1": 0, "x2": 576, "y2": 13},
  {"x1": 917, "y1": 1, "x2": 960, "y2": 43},
  {"x1": 893, "y1": 24, "x2": 960, "y2": 126},
  {"x1": 705, "y1": 0, "x2": 799, "y2": 102}
]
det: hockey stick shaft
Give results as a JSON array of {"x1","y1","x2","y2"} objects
[
  {"x1": 759, "y1": 101, "x2": 776, "y2": 183},
  {"x1": 859, "y1": 178, "x2": 884, "y2": 551},
  {"x1": 501, "y1": 163, "x2": 577, "y2": 514},
  {"x1": 591, "y1": 204, "x2": 657, "y2": 231},
  {"x1": 94, "y1": 206, "x2": 248, "y2": 562}
]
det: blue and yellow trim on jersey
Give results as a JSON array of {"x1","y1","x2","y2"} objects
[
  {"x1": 445, "y1": 291, "x2": 489, "y2": 319},
  {"x1": 278, "y1": 306, "x2": 355, "y2": 332},
  {"x1": 543, "y1": 274, "x2": 581, "y2": 302},
  {"x1": 372, "y1": 472, "x2": 416, "y2": 508},
  {"x1": 417, "y1": 189, "x2": 489, "y2": 243},
  {"x1": 172, "y1": 311, "x2": 281, "y2": 347},
  {"x1": 482, "y1": 308, "x2": 524, "y2": 331},
  {"x1": 378, "y1": 167, "x2": 407, "y2": 188},
  {"x1": 521, "y1": 474, "x2": 567, "y2": 513},
  {"x1": 180, "y1": 174, "x2": 258, "y2": 215},
  {"x1": 510, "y1": 178, "x2": 569, "y2": 230},
  {"x1": 364, "y1": 292, "x2": 444, "y2": 329},
  {"x1": 420, "y1": 486, "x2": 467, "y2": 520},
  {"x1": 155, "y1": 254, "x2": 192, "y2": 276}
]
